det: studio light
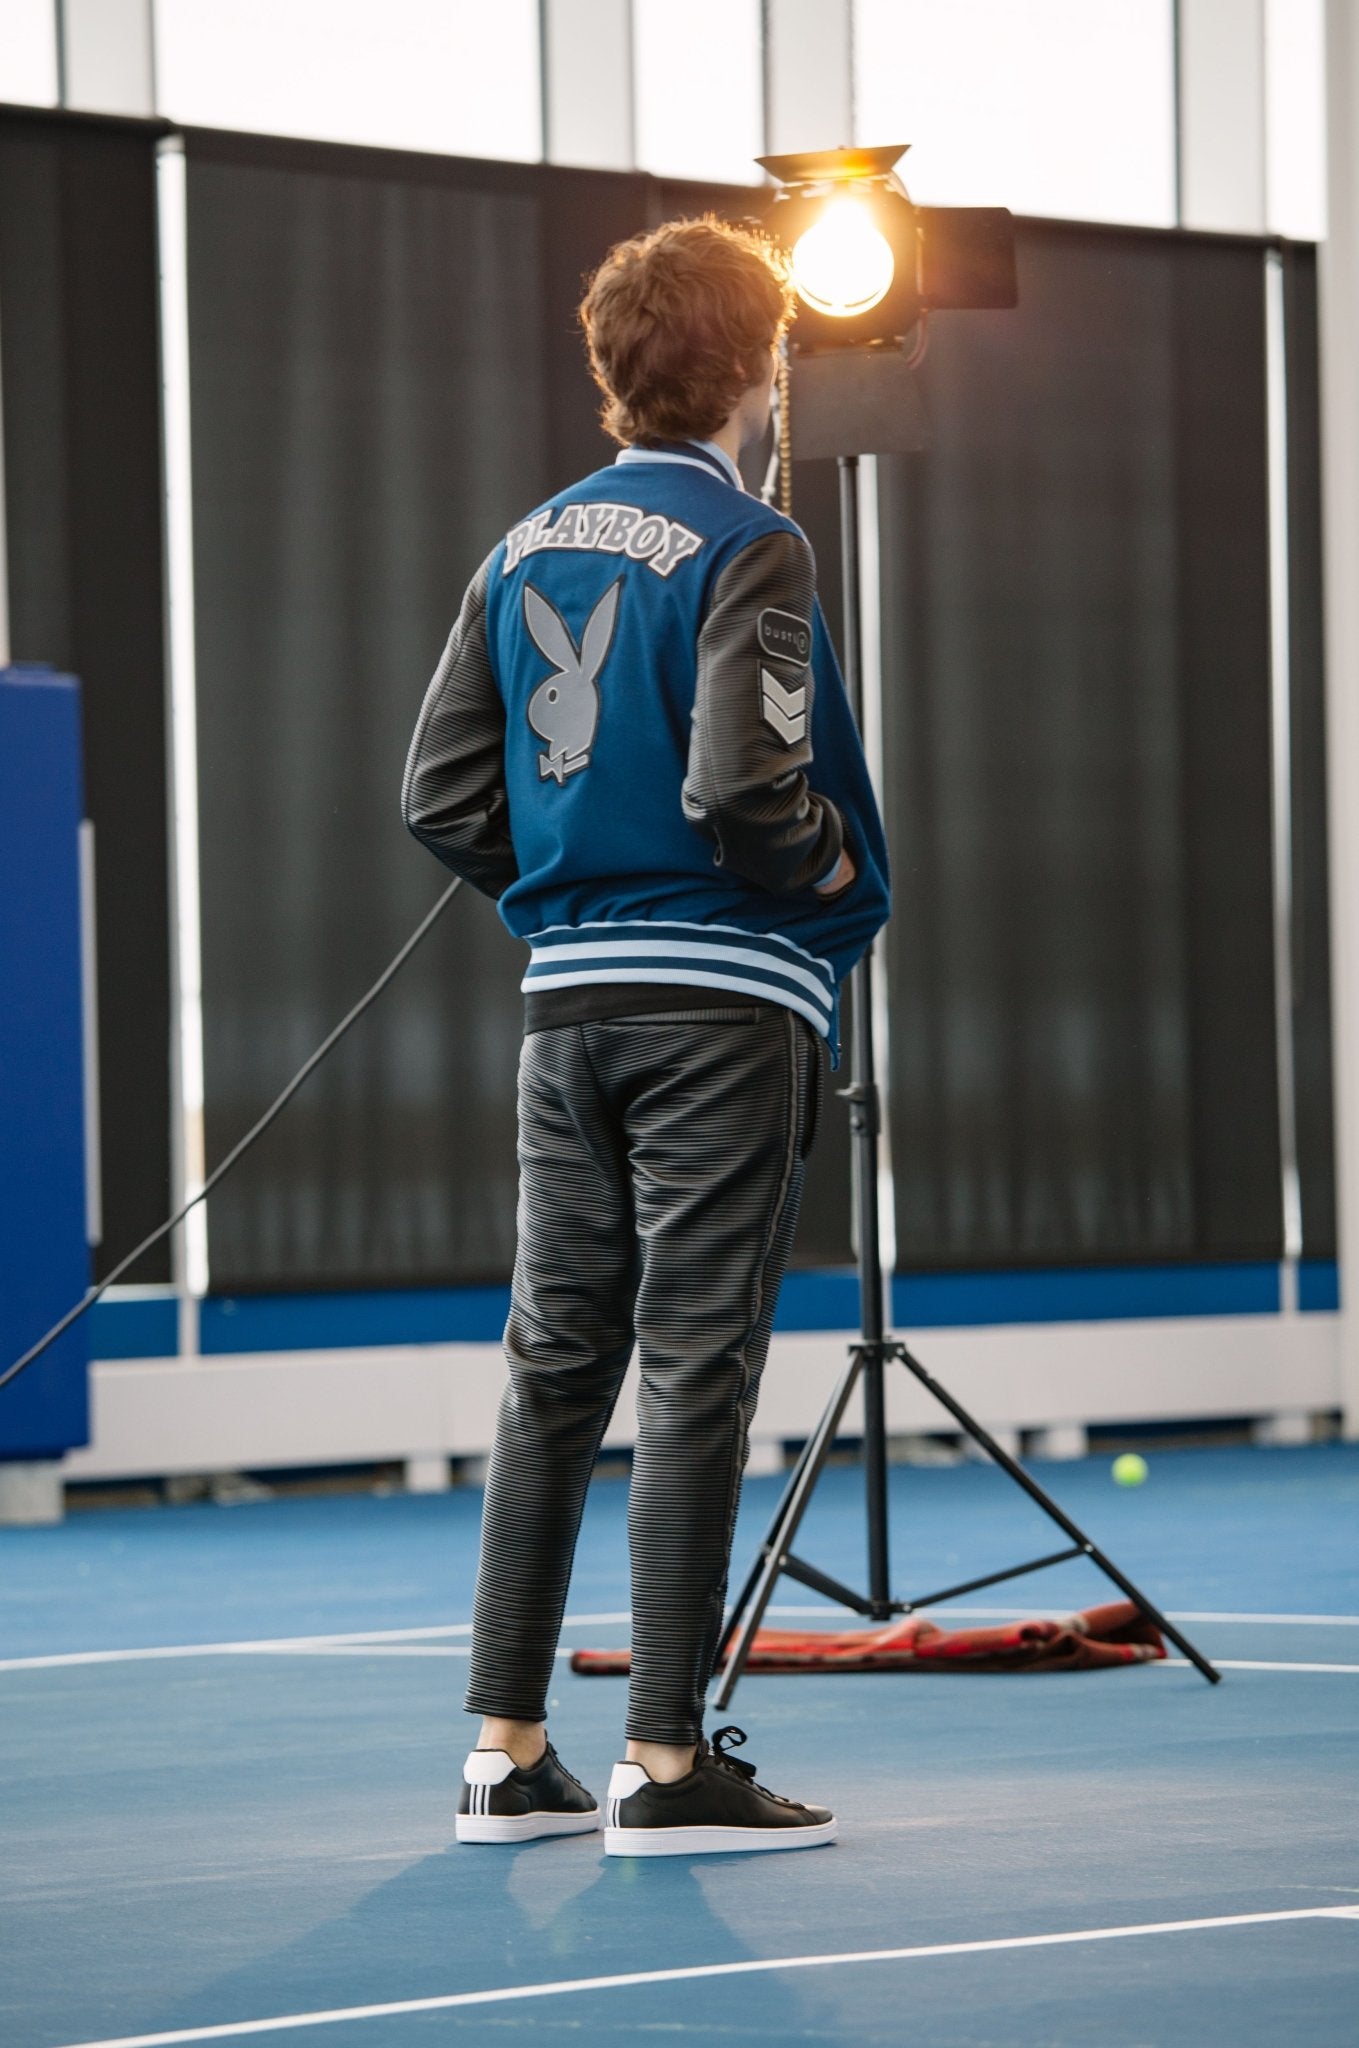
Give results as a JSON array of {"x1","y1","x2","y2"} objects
[
  {"x1": 758, "y1": 143, "x2": 1018, "y2": 356},
  {"x1": 789, "y1": 197, "x2": 896, "y2": 318}
]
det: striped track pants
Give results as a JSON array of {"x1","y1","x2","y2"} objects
[{"x1": 465, "y1": 1002, "x2": 820, "y2": 1745}]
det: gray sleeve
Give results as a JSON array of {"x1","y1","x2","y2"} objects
[
  {"x1": 401, "y1": 553, "x2": 518, "y2": 901},
  {"x1": 682, "y1": 527, "x2": 844, "y2": 895}
]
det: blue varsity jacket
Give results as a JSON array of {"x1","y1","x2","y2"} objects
[{"x1": 403, "y1": 438, "x2": 890, "y2": 1057}]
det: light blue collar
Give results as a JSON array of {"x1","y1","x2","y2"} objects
[{"x1": 614, "y1": 439, "x2": 745, "y2": 492}]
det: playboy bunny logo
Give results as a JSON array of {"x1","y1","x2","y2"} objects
[{"x1": 524, "y1": 578, "x2": 621, "y2": 783}]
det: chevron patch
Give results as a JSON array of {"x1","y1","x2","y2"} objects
[{"x1": 760, "y1": 664, "x2": 807, "y2": 745}]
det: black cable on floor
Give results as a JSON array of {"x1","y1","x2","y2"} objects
[{"x1": 0, "y1": 875, "x2": 464, "y2": 1393}]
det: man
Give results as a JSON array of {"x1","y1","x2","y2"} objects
[{"x1": 403, "y1": 215, "x2": 890, "y2": 1855}]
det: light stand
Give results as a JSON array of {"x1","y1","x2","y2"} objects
[{"x1": 713, "y1": 446, "x2": 1221, "y2": 1705}]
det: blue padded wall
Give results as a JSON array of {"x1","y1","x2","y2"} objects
[{"x1": 0, "y1": 666, "x2": 90, "y2": 1457}]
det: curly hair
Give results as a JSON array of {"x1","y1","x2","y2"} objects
[{"x1": 578, "y1": 215, "x2": 794, "y2": 447}]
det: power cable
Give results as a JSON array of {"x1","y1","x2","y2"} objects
[{"x1": 0, "y1": 875, "x2": 464, "y2": 1393}]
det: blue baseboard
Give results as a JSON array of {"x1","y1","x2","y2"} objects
[
  {"x1": 1298, "y1": 1260, "x2": 1341, "y2": 1312},
  {"x1": 201, "y1": 1286, "x2": 511, "y2": 1353},
  {"x1": 87, "y1": 1293, "x2": 179, "y2": 1360},
  {"x1": 86, "y1": 1259, "x2": 1341, "y2": 1361},
  {"x1": 893, "y1": 1262, "x2": 1283, "y2": 1326}
]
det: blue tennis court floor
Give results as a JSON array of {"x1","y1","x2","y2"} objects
[{"x1": 4, "y1": 1442, "x2": 1358, "y2": 2045}]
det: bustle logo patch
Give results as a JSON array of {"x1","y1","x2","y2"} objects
[{"x1": 757, "y1": 607, "x2": 812, "y2": 665}]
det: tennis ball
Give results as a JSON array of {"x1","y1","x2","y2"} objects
[{"x1": 1112, "y1": 1452, "x2": 1149, "y2": 1487}]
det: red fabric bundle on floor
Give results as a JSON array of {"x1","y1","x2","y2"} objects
[{"x1": 569, "y1": 1600, "x2": 1165, "y2": 1675}]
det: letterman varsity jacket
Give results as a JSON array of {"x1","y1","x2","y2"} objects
[{"x1": 402, "y1": 438, "x2": 890, "y2": 1057}]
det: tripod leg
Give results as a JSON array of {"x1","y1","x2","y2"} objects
[
  {"x1": 712, "y1": 1346, "x2": 864, "y2": 1710},
  {"x1": 718, "y1": 1422, "x2": 822, "y2": 1661},
  {"x1": 894, "y1": 1342, "x2": 1221, "y2": 1684},
  {"x1": 862, "y1": 1347, "x2": 892, "y2": 1616}
]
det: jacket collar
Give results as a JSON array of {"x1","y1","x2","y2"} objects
[{"x1": 614, "y1": 439, "x2": 744, "y2": 491}]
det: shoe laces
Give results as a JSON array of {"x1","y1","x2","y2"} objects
[
  {"x1": 706, "y1": 1725, "x2": 800, "y2": 1807},
  {"x1": 709, "y1": 1725, "x2": 758, "y2": 1781},
  {"x1": 543, "y1": 1740, "x2": 588, "y2": 1797}
]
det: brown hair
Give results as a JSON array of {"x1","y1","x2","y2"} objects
[{"x1": 579, "y1": 215, "x2": 794, "y2": 447}]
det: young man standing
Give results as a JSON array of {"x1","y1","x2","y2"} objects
[{"x1": 403, "y1": 216, "x2": 889, "y2": 1855}]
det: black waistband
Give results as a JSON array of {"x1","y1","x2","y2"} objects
[{"x1": 525, "y1": 982, "x2": 777, "y2": 1033}]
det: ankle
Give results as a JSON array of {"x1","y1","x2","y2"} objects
[
  {"x1": 478, "y1": 1717, "x2": 547, "y2": 1769},
  {"x1": 626, "y1": 1738, "x2": 697, "y2": 1784}
]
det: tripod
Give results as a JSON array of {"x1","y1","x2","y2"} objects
[{"x1": 713, "y1": 455, "x2": 1220, "y2": 1707}]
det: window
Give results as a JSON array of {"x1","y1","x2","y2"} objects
[
  {"x1": 154, "y1": 0, "x2": 541, "y2": 162},
  {"x1": 0, "y1": 0, "x2": 58, "y2": 106},
  {"x1": 633, "y1": 0, "x2": 764, "y2": 185},
  {"x1": 853, "y1": 0, "x2": 1177, "y2": 228},
  {"x1": 1266, "y1": 0, "x2": 1327, "y2": 240}
]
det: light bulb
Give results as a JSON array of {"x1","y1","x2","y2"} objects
[{"x1": 790, "y1": 198, "x2": 896, "y2": 318}]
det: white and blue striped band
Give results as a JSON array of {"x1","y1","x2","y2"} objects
[{"x1": 522, "y1": 919, "x2": 836, "y2": 1041}]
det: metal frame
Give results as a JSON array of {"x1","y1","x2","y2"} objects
[
  {"x1": 855, "y1": 453, "x2": 897, "y2": 1291},
  {"x1": 1320, "y1": 0, "x2": 1359, "y2": 1438},
  {"x1": 155, "y1": 134, "x2": 208, "y2": 1351},
  {"x1": 1265, "y1": 245, "x2": 1304, "y2": 1314}
]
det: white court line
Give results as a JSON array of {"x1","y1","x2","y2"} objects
[
  {"x1": 0, "y1": 1615, "x2": 631, "y2": 1674},
  {"x1": 17, "y1": 1644, "x2": 1352, "y2": 1674},
  {"x1": 1122, "y1": 1611, "x2": 1359, "y2": 1627},
  {"x1": 180, "y1": 1648, "x2": 1359, "y2": 1673},
  {"x1": 0, "y1": 1627, "x2": 473, "y2": 1672},
  {"x1": 1163, "y1": 1658, "x2": 1359, "y2": 1675},
  {"x1": 49, "y1": 1906, "x2": 1359, "y2": 2048},
  {"x1": 5, "y1": 1607, "x2": 1358, "y2": 1676},
  {"x1": 774, "y1": 1606, "x2": 1359, "y2": 1627}
]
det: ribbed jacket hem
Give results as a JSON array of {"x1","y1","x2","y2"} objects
[{"x1": 521, "y1": 919, "x2": 836, "y2": 1044}]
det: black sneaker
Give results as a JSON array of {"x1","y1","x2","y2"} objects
[
  {"x1": 456, "y1": 1741, "x2": 599, "y2": 1844},
  {"x1": 604, "y1": 1725, "x2": 836, "y2": 1857}
]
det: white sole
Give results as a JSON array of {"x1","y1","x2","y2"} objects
[
  {"x1": 456, "y1": 1808, "x2": 600, "y2": 1844},
  {"x1": 604, "y1": 1817, "x2": 837, "y2": 1857}
]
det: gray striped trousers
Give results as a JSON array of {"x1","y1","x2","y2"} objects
[{"x1": 465, "y1": 1004, "x2": 820, "y2": 1746}]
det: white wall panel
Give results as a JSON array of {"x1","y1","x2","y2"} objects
[
  {"x1": 765, "y1": 0, "x2": 852, "y2": 158},
  {"x1": 1179, "y1": 0, "x2": 1266, "y2": 232},
  {"x1": 633, "y1": 0, "x2": 763, "y2": 185},
  {"x1": 154, "y1": 0, "x2": 541, "y2": 162},
  {"x1": 64, "y1": 0, "x2": 154, "y2": 116},
  {"x1": 0, "y1": 0, "x2": 58, "y2": 105},
  {"x1": 854, "y1": 0, "x2": 1177, "y2": 227},
  {"x1": 62, "y1": 1315, "x2": 1342, "y2": 1481},
  {"x1": 544, "y1": 0, "x2": 633, "y2": 168}
]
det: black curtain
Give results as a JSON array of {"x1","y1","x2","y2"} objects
[
  {"x1": 183, "y1": 139, "x2": 1330, "y2": 1292},
  {"x1": 188, "y1": 136, "x2": 556, "y2": 1290},
  {"x1": 0, "y1": 106, "x2": 171, "y2": 1282},
  {"x1": 878, "y1": 221, "x2": 1283, "y2": 1266}
]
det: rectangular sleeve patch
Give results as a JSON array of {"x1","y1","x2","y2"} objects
[{"x1": 757, "y1": 607, "x2": 813, "y2": 666}]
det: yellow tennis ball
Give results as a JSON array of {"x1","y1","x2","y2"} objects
[{"x1": 1112, "y1": 1453, "x2": 1148, "y2": 1487}]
